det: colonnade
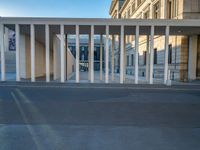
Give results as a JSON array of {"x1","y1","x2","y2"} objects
[{"x1": 0, "y1": 23, "x2": 171, "y2": 84}]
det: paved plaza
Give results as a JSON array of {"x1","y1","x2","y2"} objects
[{"x1": 0, "y1": 83, "x2": 200, "y2": 150}]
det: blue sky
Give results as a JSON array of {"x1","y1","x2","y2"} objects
[{"x1": 0, "y1": 0, "x2": 111, "y2": 18}]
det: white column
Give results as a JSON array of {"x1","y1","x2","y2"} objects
[
  {"x1": 90, "y1": 25, "x2": 94, "y2": 83},
  {"x1": 0, "y1": 24, "x2": 5, "y2": 81},
  {"x1": 45, "y1": 24, "x2": 50, "y2": 82},
  {"x1": 111, "y1": 35, "x2": 115, "y2": 81},
  {"x1": 76, "y1": 25, "x2": 80, "y2": 83},
  {"x1": 146, "y1": 35, "x2": 150, "y2": 81},
  {"x1": 88, "y1": 34, "x2": 91, "y2": 81},
  {"x1": 100, "y1": 34, "x2": 103, "y2": 81},
  {"x1": 60, "y1": 24, "x2": 65, "y2": 83},
  {"x1": 105, "y1": 25, "x2": 109, "y2": 83},
  {"x1": 123, "y1": 35, "x2": 126, "y2": 81},
  {"x1": 120, "y1": 25, "x2": 124, "y2": 84},
  {"x1": 135, "y1": 25, "x2": 139, "y2": 84},
  {"x1": 164, "y1": 26, "x2": 169, "y2": 84},
  {"x1": 30, "y1": 24, "x2": 35, "y2": 82},
  {"x1": 15, "y1": 24, "x2": 20, "y2": 81},
  {"x1": 53, "y1": 35, "x2": 56, "y2": 80},
  {"x1": 188, "y1": 35, "x2": 198, "y2": 80},
  {"x1": 149, "y1": 26, "x2": 154, "y2": 84},
  {"x1": 65, "y1": 34, "x2": 68, "y2": 80}
]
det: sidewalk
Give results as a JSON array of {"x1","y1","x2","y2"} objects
[{"x1": 1, "y1": 72, "x2": 200, "y2": 86}]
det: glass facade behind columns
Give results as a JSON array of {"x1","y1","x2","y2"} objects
[
  {"x1": 68, "y1": 45, "x2": 105, "y2": 71},
  {"x1": 68, "y1": 37, "x2": 105, "y2": 71}
]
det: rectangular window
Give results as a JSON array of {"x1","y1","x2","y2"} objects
[
  {"x1": 153, "y1": 1, "x2": 160, "y2": 19},
  {"x1": 143, "y1": 51, "x2": 147, "y2": 65},
  {"x1": 168, "y1": 0, "x2": 172, "y2": 19},
  {"x1": 81, "y1": 47, "x2": 85, "y2": 51},
  {"x1": 143, "y1": 10, "x2": 150, "y2": 19},
  {"x1": 127, "y1": 55, "x2": 129, "y2": 66},
  {"x1": 131, "y1": 54, "x2": 134, "y2": 66},
  {"x1": 154, "y1": 48, "x2": 157, "y2": 64},
  {"x1": 9, "y1": 32, "x2": 16, "y2": 51},
  {"x1": 168, "y1": 44, "x2": 172, "y2": 64},
  {"x1": 132, "y1": 2, "x2": 136, "y2": 13},
  {"x1": 168, "y1": 0, "x2": 178, "y2": 19}
]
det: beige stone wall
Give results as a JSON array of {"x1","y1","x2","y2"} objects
[
  {"x1": 24, "y1": 35, "x2": 46, "y2": 79},
  {"x1": 110, "y1": 0, "x2": 124, "y2": 18},
  {"x1": 110, "y1": 0, "x2": 200, "y2": 80},
  {"x1": 67, "y1": 48, "x2": 75, "y2": 80},
  {"x1": 53, "y1": 35, "x2": 61, "y2": 80},
  {"x1": 183, "y1": 0, "x2": 200, "y2": 19},
  {"x1": 20, "y1": 34, "x2": 26, "y2": 78},
  {"x1": 53, "y1": 34, "x2": 75, "y2": 81}
]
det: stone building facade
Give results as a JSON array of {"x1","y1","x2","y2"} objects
[{"x1": 109, "y1": 0, "x2": 200, "y2": 81}]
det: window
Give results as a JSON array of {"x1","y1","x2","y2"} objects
[
  {"x1": 132, "y1": 2, "x2": 136, "y2": 13},
  {"x1": 153, "y1": 1, "x2": 160, "y2": 19},
  {"x1": 154, "y1": 48, "x2": 157, "y2": 64},
  {"x1": 143, "y1": 10, "x2": 150, "y2": 19},
  {"x1": 168, "y1": 0, "x2": 177, "y2": 19},
  {"x1": 94, "y1": 47, "x2": 97, "y2": 51},
  {"x1": 81, "y1": 47, "x2": 85, "y2": 51},
  {"x1": 168, "y1": 0, "x2": 172, "y2": 19},
  {"x1": 168, "y1": 44, "x2": 172, "y2": 64},
  {"x1": 131, "y1": 54, "x2": 134, "y2": 66},
  {"x1": 143, "y1": 51, "x2": 147, "y2": 65},
  {"x1": 127, "y1": 55, "x2": 129, "y2": 66},
  {"x1": 9, "y1": 32, "x2": 16, "y2": 51},
  {"x1": 81, "y1": 54, "x2": 85, "y2": 61},
  {"x1": 69, "y1": 46, "x2": 73, "y2": 51}
]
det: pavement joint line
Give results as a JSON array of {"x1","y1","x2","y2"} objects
[{"x1": 0, "y1": 84, "x2": 200, "y2": 91}]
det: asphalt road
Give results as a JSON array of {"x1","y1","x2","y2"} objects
[{"x1": 0, "y1": 83, "x2": 200, "y2": 150}]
